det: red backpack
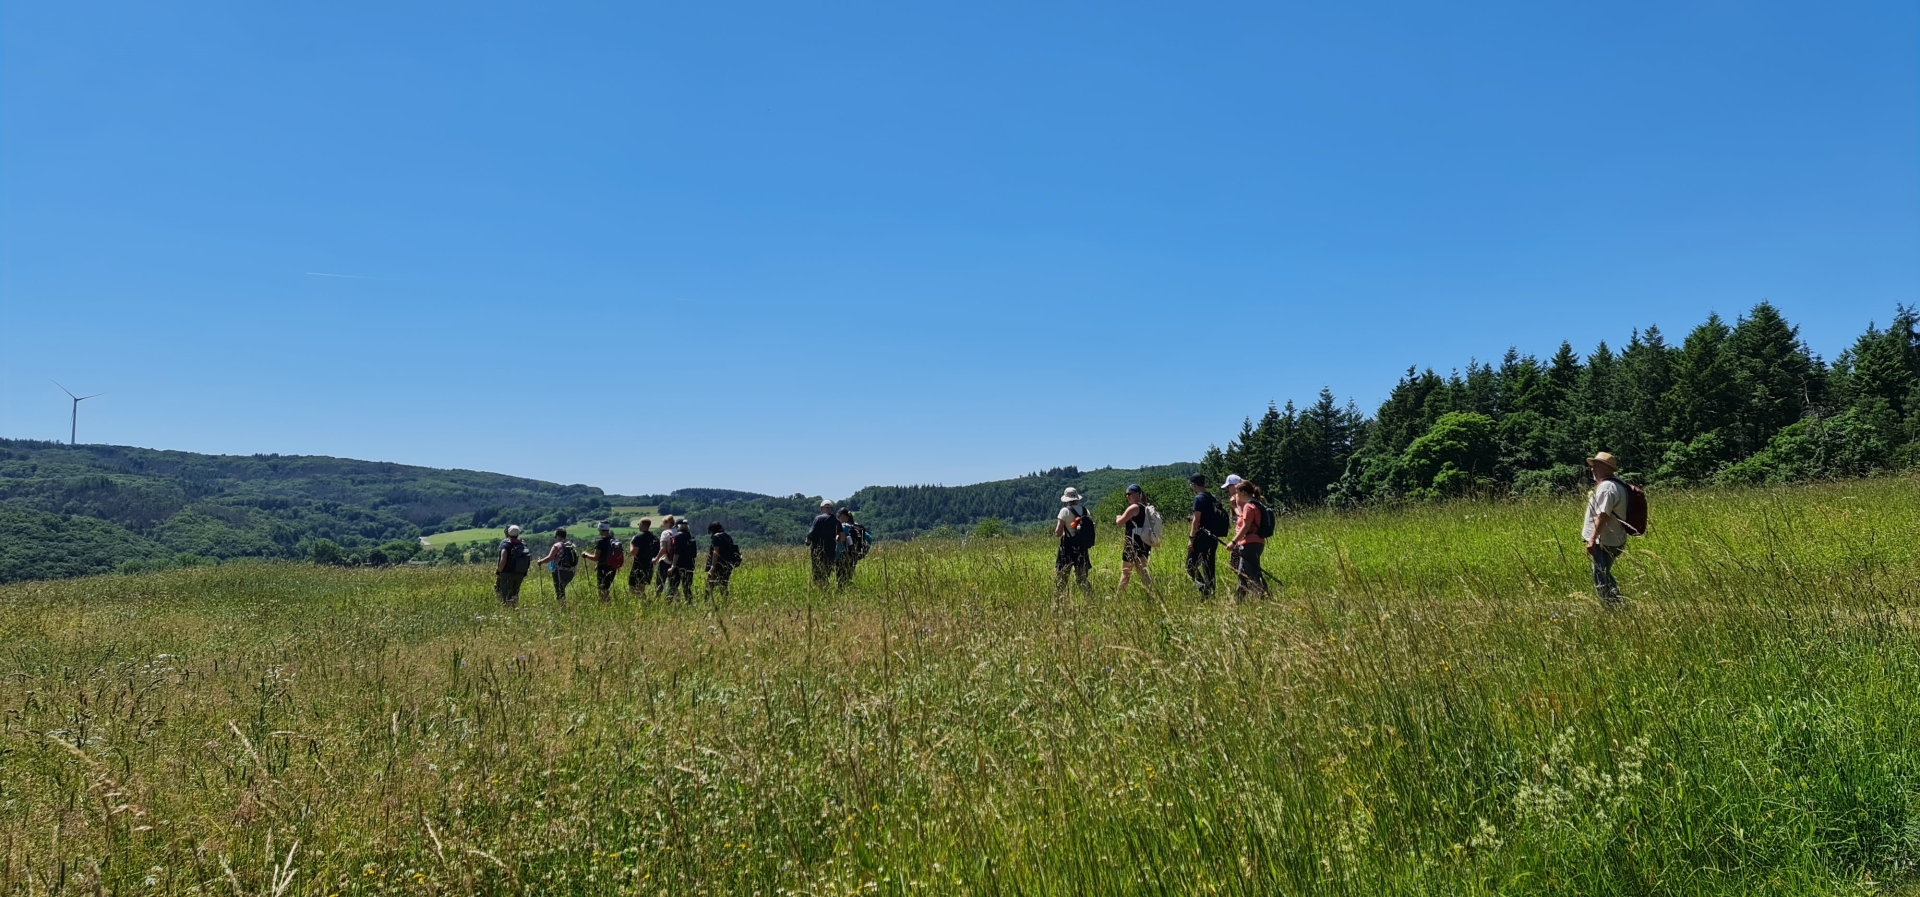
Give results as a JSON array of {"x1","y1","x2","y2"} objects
[{"x1": 1613, "y1": 478, "x2": 1649, "y2": 536}]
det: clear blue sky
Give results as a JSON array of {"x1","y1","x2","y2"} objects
[{"x1": 3, "y1": 2, "x2": 1915, "y2": 498}]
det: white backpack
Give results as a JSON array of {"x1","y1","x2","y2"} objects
[{"x1": 1138, "y1": 504, "x2": 1164, "y2": 547}]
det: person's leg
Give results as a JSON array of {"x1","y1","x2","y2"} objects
[
  {"x1": 1074, "y1": 550, "x2": 1092, "y2": 595},
  {"x1": 656, "y1": 560, "x2": 671, "y2": 595},
  {"x1": 1230, "y1": 546, "x2": 1250, "y2": 598},
  {"x1": 1196, "y1": 539, "x2": 1216, "y2": 597},
  {"x1": 495, "y1": 572, "x2": 517, "y2": 608},
  {"x1": 1242, "y1": 543, "x2": 1267, "y2": 597},
  {"x1": 552, "y1": 569, "x2": 569, "y2": 606},
  {"x1": 1137, "y1": 547, "x2": 1153, "y2": 589},
  {"x1": 597, "y1": 568, "x2": 615, "y2": 603},
  {"x1": 1590, "y1": 545, "x2": 1623, "y2": 604}
]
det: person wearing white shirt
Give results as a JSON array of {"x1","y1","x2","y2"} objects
[{"x1": 1582, "y1": 452, "x2": 1630, "y2": 606}]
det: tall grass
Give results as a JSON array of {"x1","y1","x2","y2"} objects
[{"x1": 4, "y1": 477, "x2": 1919, "y2": 895}]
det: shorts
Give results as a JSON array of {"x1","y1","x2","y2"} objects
[{"x1": 1124, "y1": 536, "x2": 1152, "y2": 564}]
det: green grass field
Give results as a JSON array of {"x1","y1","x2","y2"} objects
[{"x1": 6, "y1": 477, "x2": 1920, "y2": 895}]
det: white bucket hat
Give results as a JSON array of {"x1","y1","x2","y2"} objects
[{"x1": 1060, "y1": 487, "x2": 1084, "y2": 504}]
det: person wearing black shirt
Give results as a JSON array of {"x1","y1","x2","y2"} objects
[
  {"x1": 668, "y1": 519, "x2": 699, "y2": 602},
  {"x1": 1187, "y1": 474, "x2": 1223, "y2": 598},
  {"x1": 627, "y1": 518, "x2": 659, "y2": 597},
  {"x1": 584, "y1": 522, "x2": 622, "y2": 604},
  {"x1": 806, "y1": 501, "x2": 841, "y2": 588},
  {"x1": 705, "y1": 522, "x2": 741, "y2": 599}
]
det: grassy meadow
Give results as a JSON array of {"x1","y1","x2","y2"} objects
[{"x1": 5, "y1": 477, "x2": 1920, "y2": 895}]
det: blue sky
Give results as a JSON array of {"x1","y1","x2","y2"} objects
[{"x1": 3, "y1": 1, "x2": 1915, "y2": 498}]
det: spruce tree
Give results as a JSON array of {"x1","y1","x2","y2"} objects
[{"x1": 1723, "y1": 302, "x2": 1816, "y2": 454}]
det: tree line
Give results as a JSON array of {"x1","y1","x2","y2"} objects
[{"x1": 1202, "y1": 303, "x2": 1919, "y2": 506}]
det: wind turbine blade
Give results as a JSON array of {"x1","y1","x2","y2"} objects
[
  {"x1": 78, "y1": 393, "x2": 104, "y2": 401},
  {"x1": 51, "y1": 380, "x2": 77, "y2": 400}
]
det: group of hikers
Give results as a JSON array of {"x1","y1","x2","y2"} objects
[
  {"x1": 488, "y1": 502, "x2": 874, "y2": 608},
  {"x1": 1053, "y1": 473, "x2": 1275, "y2": 600},
  {"x1": 488, "y1": 450, "x2": 1642, "y2": 608},
  {"x1": 490, "y1": 516, "x2": 744, "y2": 608}
]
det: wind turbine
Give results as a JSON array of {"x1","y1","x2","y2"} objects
[{"x1": 53, "y1": 381, "x2": 103, "y2": 446}]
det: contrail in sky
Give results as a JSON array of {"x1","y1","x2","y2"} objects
[{"x1": 305, "y1": 272, "x2": 375, "y2": 279}]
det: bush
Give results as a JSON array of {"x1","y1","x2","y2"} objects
[
  {"x1": 1719, "y1": 405, "x2": 1905, "y2": 486},
  {"x1": 1512, "y1": 464, "x2": 1586, "y2": 496}
]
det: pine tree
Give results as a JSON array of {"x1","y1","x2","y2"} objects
[
  {"x1": 1723, "y1": 302, "x2": 1816, "y2": 454},
  {"x1": 1663, "y1": 315, "x2": 1738, "y2": 446}
]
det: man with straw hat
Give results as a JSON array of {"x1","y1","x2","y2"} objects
[
  {"x1": 1052, "y1": 487, "x2": 1095, "y2": 597},
  {"x1": 1583, "y1": 451, "x2": 1630, "y2": 606}
]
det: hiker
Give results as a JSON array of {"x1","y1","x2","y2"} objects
[
  {"x1": 668, "y1": 518, "x2": 699, "y2": 600},
  {"x1": 494, "y1": 524, "x2": 531, "y2": 607},
  {"x1": 1115, "y1": 484, "x2": 1155, "y2": 592},
  {"x1": 1584, "y1": 451, "x2": 1632, "y2": 606},
  {"x1": 806, "y1": 501, "x2": 839, "y2": 588},
  {"x1": 835, "y1": 508, "x2": 868, "y2": 588},
  {"x1": 582, "y1": 522, "x2": 624, "y2": 603},
  {"x1": 705, "y1": 522, "x2": 742, "y2": 598},
  {"x1": 627, "y1": 518, "x2": 659, "y2": 596},
  {"x1": 1187, "y1": 474, "x2": 1227, "y2": 597},
  {"x1": 1228, "y1": 482, "x2": 1267, "y2": 598},
  {"x1": 1053, "y1": 487, "x2": 1095, "y2": 596},
  {"x1": 533, "y1": 527, "x2": 579, "y2": 607},
  {"x1": 652, "y1": 515, "x2": 678, "y2": 597}
]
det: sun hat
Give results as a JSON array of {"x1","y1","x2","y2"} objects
[
  {"x1": 1222, "y1": 474, "x2": 1243, "y2": 488},
  {"x1": 1587, "y1": 451, "x2": 1619, "y2": 470},
  {"x1": 1060, "y1": 487, "x2": 1085, "y2": 504}
]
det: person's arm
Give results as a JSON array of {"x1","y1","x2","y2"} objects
[
  {"x1": 1115, "y1": 505, "x2": 1138, "y2": 527},
  {"x1": 1232, "y1": 507, "x2": 1253, "y2": 543},
  {"x1": 535, "y1": 544, "x2": 559, "y2": 564},
  {"x1": 497, "y1": 545, "x2": 509, "y2": 573},
  {"x1": 1190, "y1": 506, "x2": 1203, "y2": 540},
  {"x1": 1054, "y1": 512, "x2": 1070, "y2": 539}
]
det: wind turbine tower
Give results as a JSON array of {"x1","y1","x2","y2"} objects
[{"x1": 53, "y1": 382, "x2": 103, "y2": 446}]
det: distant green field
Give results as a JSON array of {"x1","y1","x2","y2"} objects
[
  {"x1": 424, "y1": 516, "x2": 658, "y2": 548},
  {"x1": 8, "y1": 476, "x2": 1920, "y2": 894}
]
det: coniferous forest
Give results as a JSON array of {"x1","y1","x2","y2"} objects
[{"x1": 1202, "y1": 303, "x2": 1920, "y2": 507}]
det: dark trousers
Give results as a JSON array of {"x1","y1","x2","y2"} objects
[
  {"x1": 654, "y1": 560, "x2": 672, "y2": 595},
  {"x1": 667, "y1": 566, "x2": 695, "y2": 600},
  {"x1": 707, "y1": 563, "x2": 735, "y2": 597},
  {"x1": 595, "y1": 567, "x2": 617, "y2": 598},
  {"x1": 1055, "y1": 544, "x2": 1091, "y2": 595},
  {"x1": 495, "y1": 571, "x2": 525, "y2": 607},
  {"x1": 835, "y1": 554, "x2": 858, "y2": 588},
  {"x1": 811, "y1": 547, "x2": 835, "y2": 587},
  {"x1": 628, "y1": 560, "x2": 654, "y2": 590},
  {"x1": 552, "y1": 567, "x2": 576, "y2": 603},
  {"x1": 1186, "y1": 536, "x2": 1218, "y2": 597},
  {"x1": 1231, "y1": 543, "x2": 1266, "y2": 598},
  {"x1": 1589, "y1": 544, "x2": 1624, "y2": 603}
]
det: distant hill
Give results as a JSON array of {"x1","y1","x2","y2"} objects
[
  {"x1": 842, "y1": 463, "x2": 1201, "y2": 538},
  {"x1": 0, "y1": 439, "x2": 1194, "y2": 584}
]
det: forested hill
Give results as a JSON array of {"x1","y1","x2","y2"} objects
[
  {"x1": 843, "y1": 463, "x2": 1200, "y2": 538},
  {"x1": 1202, "y1": 302, "x2": 1920, "y2": 506},
  {"x1": 0, "y1": 440, "x2": 1194, "y2": 584}
]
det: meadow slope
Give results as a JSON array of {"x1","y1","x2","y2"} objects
[{"x1": 4, "y1": 477, "x2": 1919, "y2": 895}]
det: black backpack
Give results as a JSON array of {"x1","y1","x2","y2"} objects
[
  {"x1": 558, "y1": 541, "x2": 579, "y2": 569},
  {"x1": 718, "y1": 534, "x2": 744, "y2": 566},
  {"x1": 1254, "y1": 502, "x2": 1278, "y2": 539},
  {"x1": 1200, "y1": 495, "x2": 1233, "y2": 538},
  {"x1": 502, "y1": 539, "x2": 532, "y2": 574},
  {"x1": 848, "y1": 524, "x2": 872, "y2": 559},
  {"x1": 674, "y1": 531, "x2": 698, "y2": 564},
  {"x1": 1067, "y1": 506, "x2": 1097, "y2": 549}
]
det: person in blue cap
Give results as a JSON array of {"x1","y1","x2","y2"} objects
[{"x1": 1115, "y1": 484, "x2": 1154, "y2": 593}]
